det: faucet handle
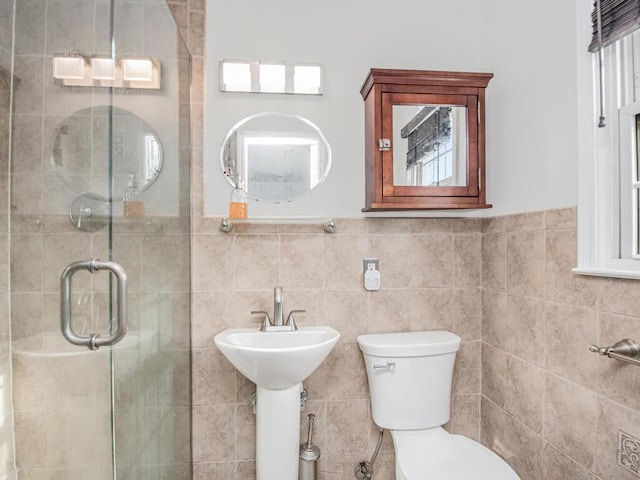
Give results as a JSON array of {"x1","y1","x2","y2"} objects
[
  {"x1": 286, "y1": 309, "x2": 306, "y2": 330},
  {"x1": 251, "y1": 310, "x2": 272, "y2": 331}
]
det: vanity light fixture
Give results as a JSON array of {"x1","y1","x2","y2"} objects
[
  {"x1": 91, "y1": 57, "x2": 116, "y2": 80},
  {"x1": 53, "y1": 55, "x2": 87, "y2": 80},
  {"x1": 219, "y1": 59, "x2": 323, "y2": 95},
  {"x1": 259, "y1": 63, "x2": 286, "y2": 93},
  {"x1": 52, "y1": 54, "x2": 161, "y2": 89}
]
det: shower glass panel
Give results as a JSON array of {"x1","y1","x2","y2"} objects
[{"x1": 9, "y1": 0, "x2": 191, "y2": 478}]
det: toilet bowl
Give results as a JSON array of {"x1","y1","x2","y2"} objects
[{"x1": 357, "y1": 331, "x2": 519, "y2": 480}]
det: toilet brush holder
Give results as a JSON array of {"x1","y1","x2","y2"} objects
[{"x1": 299, "y1": 413, "x2": 320, "y2": 480}]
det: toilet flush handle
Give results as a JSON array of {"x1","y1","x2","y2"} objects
[{"x1": 373, "y1": 361, "x2": 396, "y2": 372}]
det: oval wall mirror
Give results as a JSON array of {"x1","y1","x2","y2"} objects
[
  {"x1": 50, "y1": 106, "x2": 163, "y2": 200},
  {"x1": 220, "y1": 112, "x2": 332, "y2": 203}
]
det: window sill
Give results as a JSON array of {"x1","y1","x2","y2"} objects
[{"x1": 572, "y1": 267, "x2": 640, "y2": 280}]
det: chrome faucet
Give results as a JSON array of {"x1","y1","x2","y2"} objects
[
  {"x1": 251, "y1": 286, "x2": 305, "y2": 331},
  {"x1": 274, "y1": 286, "x2": 284, "y2": 326}
]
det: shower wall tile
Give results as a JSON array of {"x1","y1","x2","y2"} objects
[
  {"x1": 14, "y1": 0, "x2": 45, "y2": 56},
  {"x1": 12, "y1": 57, "x2": 44, "y2": 116}
]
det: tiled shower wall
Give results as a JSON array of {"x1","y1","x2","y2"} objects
[{"x1": 481, "y1": 208, "x2": 640, "y2": 480}]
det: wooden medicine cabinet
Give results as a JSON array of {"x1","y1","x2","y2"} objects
[{"x1": 361, "y1": 68, "x2": 493, "y2": 211}]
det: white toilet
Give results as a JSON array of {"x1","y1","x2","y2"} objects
[{"x1": 357, "y1": 331, "x2": 520, "y2": 480}]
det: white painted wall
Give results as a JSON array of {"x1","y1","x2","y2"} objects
[{"x1": 204, "y1": 0, "x2": 578, "y2": 218}]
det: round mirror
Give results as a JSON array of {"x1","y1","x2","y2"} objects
[
  {"x1": 220, "y1": 112, "x2": 331, "y2": 203},
  {"x1": 50, "y1": 106, "x2": 163, "y2": 200}
]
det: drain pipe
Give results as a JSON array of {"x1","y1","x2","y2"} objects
[{"x1": 355, "y1": 428, "x2": 384, "y2": 479}]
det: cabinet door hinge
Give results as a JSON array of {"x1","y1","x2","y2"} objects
[
  {"x1": 478, "y1": 100, "x2": 481, "y2": 124},
  {"x1": 378, "y1": 138, "x2": 391, "y2": 151},
  {"x1": 478, "y1": 168, "x2": 482, "y2": 191}
]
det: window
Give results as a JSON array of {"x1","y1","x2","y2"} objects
[{"x1": 575, "y1": 0, "x2": 640, "y2": 279}]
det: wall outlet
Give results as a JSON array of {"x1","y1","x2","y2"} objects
[
  {"x1": 363, "y1": 258, "x2": 379, "y2": 273},
  {"x1": 363, "y1": 258, "x2": 380, "y2": 291}
]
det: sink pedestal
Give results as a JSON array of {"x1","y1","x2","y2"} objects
[{"x1": 256, "y1": 384, "x2": 301, "y2": 480}]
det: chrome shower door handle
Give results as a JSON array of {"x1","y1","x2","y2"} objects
[{"x1": 61, "y1": 258, "x2": 128, "y2": 350}]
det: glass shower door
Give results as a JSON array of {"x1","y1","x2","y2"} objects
[{"x1": 9, "y1": 0, "x2": 191, "y2": 478}]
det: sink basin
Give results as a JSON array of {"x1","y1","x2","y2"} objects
[{"x1": 214, "y1": 326, "x2": 340, "y2": 389}]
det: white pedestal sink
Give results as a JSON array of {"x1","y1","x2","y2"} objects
[{"x1": 214, "y1": 326, "x2": 340, "y2": 480}]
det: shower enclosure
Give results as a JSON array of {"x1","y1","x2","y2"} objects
[{"x1": 1, "y1": 0, "x2": 192, "y2": 478}]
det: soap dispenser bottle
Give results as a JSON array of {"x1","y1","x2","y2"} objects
[
  {"x1": 228, "y1": 181, "x2": 248, "y2": 219},
  {"x1": 124, "y1": 172, "x2": 144, "y2": 217}
]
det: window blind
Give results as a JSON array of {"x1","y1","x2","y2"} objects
[{"x1": 589, "y1": 0, "x2": 640, "y2": 52}]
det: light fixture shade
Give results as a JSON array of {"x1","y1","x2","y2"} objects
[
  {"x1": 294, "y1": 65, "x2": 322, "y2": 94},
  {"x1": 53, "y1": 56, "x2": 86, "y2": 80},
  {"x1": 259, "y1": 63, "x2": 286, "y2": 93},
  {"x1": 122, "y1": 58, "x2": 153, "y2": 81},
  {"x1": 91, "y1": 57, "x2": 116, "y2": 80},
  {"x1": 221, "y1": 61, "x2": 252, "y2": 92}
]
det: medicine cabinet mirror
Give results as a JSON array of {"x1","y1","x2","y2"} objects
[
  {"x1": 50, "y1": 106, "x2": 163, "y2": 200},
  {"x1": 220, "y1": 112, "x2": 332, "y2": 203},
  {"x1": 361, "y1": 68, "x2": 493, "y2": 211}
]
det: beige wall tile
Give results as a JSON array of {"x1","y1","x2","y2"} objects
[
  {"x1": 482, "y1": 342, "x2": 506, "y2": 407},
  {"x1": 506, "y1": 294, "x2": 545, "y2": 365},
  {"x1": 192, "y1": 405, "x2": 236, "y2": 462},
  {"x1": 506, "y1": 211, "x2": 545, "y2": 232},
  {"x1": 366, "y1": 290, "x2": 413, "y2": 334},
  {"x1": 482, "y1": 288, "x2": 506, "y2": 348},
  {"x1": 454, "y1": 233, "x2": 482, "y2": 287},
  {"x1": 279, "y1": 234, "x2": 325, "y2": 289},
  {"x1": 451, "y1": 287, "x2": 482, "y2": 341},
  {"x1": 191, "y1": 234, "x2": 234, "y2": 291},
  {"x1": 324, "y1": 343, "x2": 368, "y2": 399},
  {"x1": 368, "y1": 234, "x2": 412, "y2": 289},
  {"x1": 543, "y1": 373, "x2": 597, "y2": 468},
  {"x1": 545, "y1": 228, "x2": 599, "y2": 307},
  {"x1": 480, "y1": 396, "x2": 507, "y2": 457},
  {"x1": 321, "y1": 289, "x2": 368, "y2": 343},
  {"x1": 446, "y1": 394, "x2": 480, "y2": 441},
  {"x1": 324, "y1": 399, "x2": 369, "y2": 456},
  {"x1": 596, "y1": 277, "x2": 640, "y2": 318},
  {"x1": 482, "y1": 232, "x2": 506, "y2": 290},
  {"x1": 407, "y1": 288, "x2": 453, "y2": 333},
  {"x1": 506, "y1": 230, "x2": 545, "y2": 297},
  {"x1": 324, "y1": 234, "x2": 368, "y2": 289},
  {"x1": 504, "y1": 415, "x2": 543, "y2": 479},
  {"x1": 481, "y1": 216, "x2": 506, "y2": 234},
  {"x1": 192, "y1": 348, "x2": 236, "y2": 406},
  {"x1": 545, "y1": 207, "x2": 577, "y2": 230},
  {"x1": 505, "y1": 355, "x2": 544, "y2": 433},
  {"x1": 542, "y1": 442, "x2": 592, "y2": 480},
  {"x1": 407, "y1": 233, "x2": 453, "y2": 287},
  {"x1": 409, "y1": 218, "x2": 452, "y2": 233},
  {"x1": 545, "y1": 302, "x2": 599, "y2": 390},
  {"x1": 232, "y1": 234, "x2": 281, "y2": 290},
  {"x1": 452, "y1": 341, "x2": 481, "y2": 395},
  {"x1": 367, "y1": 218, "x2": 410, "y2": 234}
]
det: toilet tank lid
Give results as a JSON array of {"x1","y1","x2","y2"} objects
[{"x1": 357, "y1": 331, "x2": 461, "y2": 357}]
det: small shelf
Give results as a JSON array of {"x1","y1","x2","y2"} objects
[{"x1": 220, "y1": 217, "x2": 336, "y2": 233}]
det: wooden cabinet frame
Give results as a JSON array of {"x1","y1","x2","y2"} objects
[{"x1": 361, "y1": 68, "x2": 493, "y2": 211}]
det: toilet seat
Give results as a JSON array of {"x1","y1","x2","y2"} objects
[{"x1": 391, "y1": 428, "x2": 520, "y2": 480}]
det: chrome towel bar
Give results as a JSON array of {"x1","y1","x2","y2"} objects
[{"x1": 589, "y1": 338, "x2": 640, "y2": 367}]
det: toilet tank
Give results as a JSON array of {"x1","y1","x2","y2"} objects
[{"x1": 357, "y1": 331, "x2": 461, "y2": 430}]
